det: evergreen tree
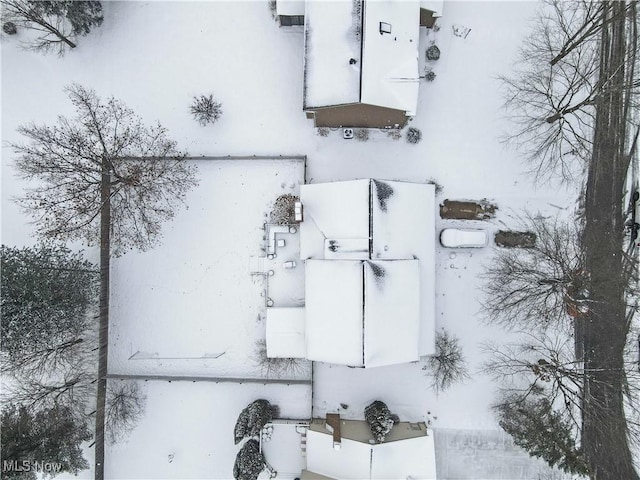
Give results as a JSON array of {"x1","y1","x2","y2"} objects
[
  {"x1": 1, "y1": 403, "x2": 92, "y2": 477},
  {"x1": 495, "y1": 394, "x2": 589, "y2": 475},
  {"x1": 1, "y1": 244, "x2": 97, "y2": 377},
  {"x1": 234, "y1": 399, "x2": 277, "y2": 444},
  {"x1": 364, "y1": 400, "x2": 395, "y2": 443},
  {"x1": 232, "y1": 439, "x2": 265, "y2": 480}
]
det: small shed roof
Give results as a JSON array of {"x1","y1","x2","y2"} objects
[
  {"x1": 266, "y1": 308, "x2": 307, "y2": 358},
  {"x1": 276, "y1": 0, "x2": 305, "y2": 16}
]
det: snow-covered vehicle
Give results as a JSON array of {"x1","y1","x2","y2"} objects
[{"x1": 439, "y1": 228, "x2": 488, "y2": 248}]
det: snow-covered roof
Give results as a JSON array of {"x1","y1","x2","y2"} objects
[
  {"x1": 276, "y1": 0, "x2": 305, "y2": 16},
  {"x1": 303, "y1": 0, "x2": 421, "y2": 114},
  {"x1": 300, "y1": 179, "x2": 370, "y2": 260},
  {"x1": 371, "y1": 180, "x2": 436, "y2": 356},
  {"x1": 303, "y1": 1, "x2": 362, "y2": 108},
  {"x1": 266, "y1": 307, "x2": 307, "y2": 358},
  {"x1": 300, "y1": 179, "x2": 436, "y2": 357},
  {"x1": 364, "y1": 260, "x2": 420, "y2": 368},
  {"x1": 305, "y1": 259, "x2": 420, "y2": 368},
  {"x1": 306, "y1": 428, "x2": 437, "y2": 479},
  {"x1": 305, "y1": 260, "x2": 365, "y2": 366},
  {"x1": 360, "y1": 0, "x2": 421, "y2": 115}
]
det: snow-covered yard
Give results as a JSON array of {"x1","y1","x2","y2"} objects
[{"x1": 0, "y1": 1, "x2": 582, "y2": 479}]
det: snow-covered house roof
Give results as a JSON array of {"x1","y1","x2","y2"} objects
[
  {"x1": 266, "y1": 308, "x2": 306, "y2": 358},
  {"x1": 303, "y1": 0, "x2": 421, "y2": 114},
  {"x1": 304, "y1": 419, "x2": 437, "y2": 479},
  {"x1": 305, "y1": 259, "x2": 420, "y2": 367},
  {"x1": 276, "y1": 0, "x2": 305, "y2": 16},
  {"x1": 300, "y1": 179, "x2": 436, "y2": 357}
]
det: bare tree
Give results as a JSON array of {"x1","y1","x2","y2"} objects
[
  {"x1": 422, "y1": 329, "x2": 469, "y2": 393},
  {"x1": 105, "y1": 381, "x2": 146, "y2": 445},
  {"x1": 500, "y1": 0, "x2": 638, "y2": 184},
  {"x1": 1, "y1": 1, "x2": 103, "y2": 55},
  {"x1": 481, "y1": 213, "x2": 585, "y2": 332},
  {"x1": 10, "y1": 84, "x2": 198, "y2": 480},
  {"x1": 252, "y1": 339, "x2": 308, "y2": 378}
]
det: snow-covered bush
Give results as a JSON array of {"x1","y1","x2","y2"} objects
[
  {"x1": 269, "y1": 194, "x2": 299, "y2": 225},
  {"x1": 426, "y1": 45, "x2": 441, "y2": 61},
  {"x1": 234, "y1": 399, "x2": 279, "y2": 444},
  {"x1": 364, "y1": 400, "x2": 396, "y2": 443},
  {"x1": 406, "y1": 127, "x2": 422, "y2": 144},
  {"x1": 425, "y1": 70, "x2": 436, "y2": 82},
  {"x1": 317, "y1": 127, "x2": 330, "y2": 137},
  {"x1": 233, "y1": 439, "x2": 265, "y2": 480},
  {"x1": 189, "y1": 94, "x2": 222, "y2": 126},
  {"x1": 386, "y1": 129, "x2": 402, "y2": 141},
  {"x1": 354, "y1": 128, "x2": 369, "y2": 141},
  {"x1": 3, "y1": 22, "x2": 17, "y2": 35}
]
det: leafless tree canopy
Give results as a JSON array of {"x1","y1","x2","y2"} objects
[
  {"x1": 500, "y1": 0, "x2": 638, "y2": 184},
  {"x1": 423, "y1": 329, "x2": 469, "y2": 393},
  {"x1": 105, "y1": 381, "x2": 146, "y2": 444},
  {"x1": 0, "y1": 0, "x2": 103, "y2": 55},
  {"x1": 11, "y1": 84, "x2": 198, "y2": 256},
  {"x1": 481, "y1": 213, "x2": 585, "y2": 332},
  {"x1": 252, "y1": 339, "x2": 308, "y2": 378}
]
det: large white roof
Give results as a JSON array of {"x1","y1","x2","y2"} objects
[
  {"x1": 305, "y1": 260, "x2": 365, "y2": 366},
  {"x1": 371, "y1": 180, "x2": 436, "y2": 355},
  {"x1": 303, "y1": 0, "x2": 421, "y2": 114},
  {"x1": 360, "y1": 0, "x2": 421, "y2": 114},
  {"x1": 266, "y1": 307, "x2": 307, "y2": 359},
  {"x1": 300, "y1": 179, "x2": 436, "y2": 357},
  {"x1": 306, "y1": 429, "x2": 437, "y2": 479},
  {"x1": 364, "y1": 260, "x2": 420, "y2": 368},
  {"x1": 305, "y1": 259, "x2": 421, "y2": 368}
]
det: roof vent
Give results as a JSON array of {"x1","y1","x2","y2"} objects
[{"x1": 379, "y1": 22, "x2": 391, "y2": 34}]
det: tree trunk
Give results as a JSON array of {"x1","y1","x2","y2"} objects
[
  {"x1": 581, "y1": 2, "x2": 639, "y2": 479},
  {"x1": 94, "y1": 161, "x2": 111, "y2": 480}
]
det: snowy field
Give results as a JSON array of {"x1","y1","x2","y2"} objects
[
  {"x1": 0, "y1": 1, "x2": 582, "y2": 479},
  {"x1": 108, "y1": 158, "x2": 306, "y2": 378}
]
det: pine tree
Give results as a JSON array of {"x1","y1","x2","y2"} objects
[
  {"x1": 495, "y1": 395, "x2": 589, "y2": 475},
  {"x1": 1, "y1": 244, "x2": 97, "y2": 377},
  {"x1": 364, "y1": 400, "x2": 395, "y2": 443},
  {"x1": 1, "y1": 403, "x2": 92, "y2": 477},
  {"x1": 233, "y1": 439, "x2": 265, "y2": 480},
  {"x1": 234, "y1": 399, "x2": 277, "y2": 444}
]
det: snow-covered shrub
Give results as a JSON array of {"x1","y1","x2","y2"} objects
[
  {"x1": 364, "y1": 400, "x2": 396, "y2": 443},
  {"x1": 234, "y1": 399, "x2": 279, "y2": 444},
  {"x1": 317, "y1": 127, "x2": 330, "y2": 137},
  {"x1": 3, "y1": 22, "x2": 17, "y2": 35},
  {"x1": 386, "y1": 129, "x2": 402, "y2": 141},
  {"x1": 427, "y1": 177, "x2": 444, "y2": 195},
  {"x1": 269, "y1": 194, "x2": 299, "y2": 225},
  {"x1": 354, "y1": 128, "x2": 369, "y2": 141},
  {"x1": 406, "y1": 127, "x2": 422, "y2": 144},
  {"x1": 425, "y1": 70, "x2": 436, "y2": 82},
  {"x1": 423, "y1": 329, "x2": 469, "y2": 393},
  {"x1": 233, "y1": 439, "x2": 265, "y2": 480},
  {"x1": 189, "y1": 94, "x2": 222, "y2": 126},
  {"x1": 426, "y1": 45, "x2": 441, "y2": 61}
]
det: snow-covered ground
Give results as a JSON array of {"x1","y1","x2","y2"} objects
[{"x1": 1, "y1": 1, "x2": 582, "y2": 479}]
